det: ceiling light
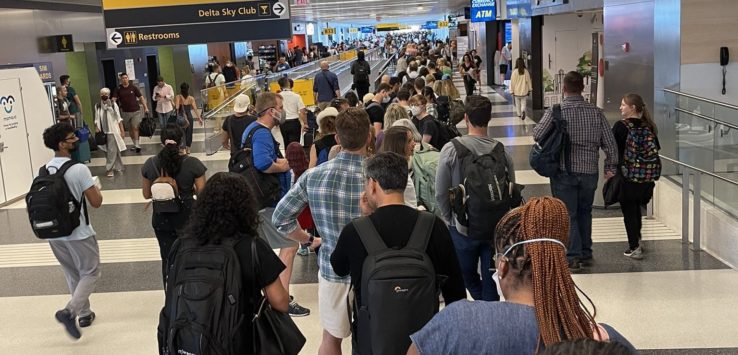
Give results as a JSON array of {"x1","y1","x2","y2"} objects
[{"x1": 418, "y1": 6, "x2": 423, "y2": 9}]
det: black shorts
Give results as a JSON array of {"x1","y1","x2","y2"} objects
[{"x1": 499, "y1": 64, "x2": 508, "y2": 74}]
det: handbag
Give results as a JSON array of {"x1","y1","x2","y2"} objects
[
  {"x1": 603, "y1": 172, "x2": 623, "y2": 207},
  {"x1": 94, "y1": 131, "x2": 107, "y2": 146},
  {"x1": 250, "y1": 239, "x2": 306, "y2": 355}
]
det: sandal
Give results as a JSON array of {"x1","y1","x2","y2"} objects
[{"x1": 106, "y1": 171, "x2": 114, "y2": 177}]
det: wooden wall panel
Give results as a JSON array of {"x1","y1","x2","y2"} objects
[{"x1": 681, "y1": 0, "x2": 738, "y2": 64}]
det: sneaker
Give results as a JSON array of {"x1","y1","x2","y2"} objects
[
  {"x1": 624, "y1": 246, "x2": 644, "y2": 259},
  {"x1": 580, "y1": 256, "x2": 593, "y2": 267},
  {"x1": 522, "y1": 111, "x2": 527, "y2": 121},
  {"x1": 55, "y1": 309, "x2": 81, "y2": 339},
  {"x1": 288, "y1": 301, "x2": 310, "y2": 317},
  {"x1": 78, "y1": 312, "x2": 96, "y2": 328},
  {"x1": 568, "y1": 258, "x2": 581, "y2": 272},
  {"x1": 135, "y1": 146, "x2": 142, "y2": 153},
  {"x1": 297, "y1": 245, "x2": 309, "y2": 256}
]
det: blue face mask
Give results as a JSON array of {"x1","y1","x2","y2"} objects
[{"x1": 492, "y1": 238, "x2": 566, "y2": 301}]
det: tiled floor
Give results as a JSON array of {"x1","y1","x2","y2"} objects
[{"x1": 0, "y1": 74, "x2": 736, "y2": 354}]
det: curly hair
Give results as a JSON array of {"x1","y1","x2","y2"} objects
[
  {"x1": 185, "y1": 172, "x2": 260, "y2": 245},
  {"x1": 158, "y1": 124, "x2": 184, "y2": 177}
]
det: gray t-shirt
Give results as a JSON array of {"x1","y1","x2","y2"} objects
[
  {"x1": 44, "y1": 157, "x2": 96, "y2": 241},
  {"x1": 435, "y1": 136, "x2": 516, "y2": 232},
  {"x1": 411, "y1": 300, "x2": 638, "y2": 355}
]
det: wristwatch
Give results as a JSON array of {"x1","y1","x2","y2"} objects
[{"x1": 301, "y1": 234, "x2": 314, "y2": 249}]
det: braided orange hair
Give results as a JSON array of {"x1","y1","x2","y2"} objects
[{"x1": 494, "y1": 197, "x2": 599, "y2": 347}]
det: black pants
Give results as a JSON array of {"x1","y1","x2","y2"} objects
[
  {"x1": 619, "y1": 181, "x2": 655, "y2": 250},
  {"x1": 463, "y1": 74, "x2": 475, "y2": 96},
  {"x1": 280, "y1": 119, "x2": 302, "y2": 146},
  {"x1": 355, "y1": 82, "x2": 370, "y2": 101},
  {"x1": 154, "y1": 228, "x2": 179, "y2": 285}
]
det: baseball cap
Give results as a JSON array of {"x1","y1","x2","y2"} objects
[{"x1": 233, "y1": 94, "x2": 251, "y2": 113}]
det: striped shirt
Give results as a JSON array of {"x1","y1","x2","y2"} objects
[
  {"x1": 533, "y1": 95, "x2": 618, "y2": 175},
  {"x1": 272, "y1": 151, "x2": 365, "y2": 283}
]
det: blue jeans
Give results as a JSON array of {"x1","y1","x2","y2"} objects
[
  {"x1": 449, "y1": 226, "x2": 498, "y2": 301},
  {"x1": 550, "y1": 172, "x2": 599, "y2": 261},
  {"x1": 157, "y1": 111, "x2": 173, "y2": 130}
]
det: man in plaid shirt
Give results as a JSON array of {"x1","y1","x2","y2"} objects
[
  {"x1": 532, "y1": 71, "x2": 618, "y2": 271},
  {"x1": 273, "y1": 107, "x2": 371, "y2": 354}
]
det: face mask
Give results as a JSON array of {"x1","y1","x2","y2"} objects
[
  {"x1": 101, "y1": 96, "x2": 109, "y2": 101},
  {"x1": 382, "y1": 95, "x2": 391, "y2": 103},
  {"x1": 409, "y1": 106, "x2": 422, "y2": 117},
  {"x1": 493, "y1": 238, "x2": 566, "y2": 301},
  {"x1": 272, "y1": 108, "x2": 286, "y2": 125}
]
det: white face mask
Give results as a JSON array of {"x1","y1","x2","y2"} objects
[
  {"x1": 493, "y1": 238, "x2": 566, "y2": 302},
  {"x1": 382, "y1": 95, "x2": 391, "y2": 103},
  {"x1": 409, "y1": 106, "x2": 422, "y2": 117}
]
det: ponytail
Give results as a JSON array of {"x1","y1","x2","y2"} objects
[
  {"x1": 641, "y1": 106, "x2": 658, "y2": 135},
  {"x1": 622, "y1": 93, "x2": 657, "y2": 135},
  {"x1": 158, "y1": 124, "x2": 184, "y2": 176}
]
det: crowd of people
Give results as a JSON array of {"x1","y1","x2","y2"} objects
[{"x1": 38, "y1": 34, "x2": 664, "y2": 354}]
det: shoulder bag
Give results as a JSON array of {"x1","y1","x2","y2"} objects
[{"x1": 251, "y1": 239, "x2": 306, "y2": 355}]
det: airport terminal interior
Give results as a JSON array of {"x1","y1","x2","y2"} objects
[{"x1": 0, "y1": 0, "x2": 737, "y2": 354}]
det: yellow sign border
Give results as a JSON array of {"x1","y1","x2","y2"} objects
[{"x1": 102, "y1": 0, "x2": 246, "y2": 10}]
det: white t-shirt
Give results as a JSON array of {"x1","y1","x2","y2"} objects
[
  {"x1": 280, "y1": 89, "x2": 305, "y2": 120},
  {"x1": 44, "y1": 157, "x2": 96, "y2": 241},
  {"x1": 205, "y1": 73, "x2": 225, "y2": 88}
]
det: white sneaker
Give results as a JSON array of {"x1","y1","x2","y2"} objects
[{"x1": 624, "y1": 246, "x2": 643, "y2": 259}]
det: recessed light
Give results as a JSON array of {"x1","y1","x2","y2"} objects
[{"x1": 418, "y1": 6, "x2": 423, "y2": 9}]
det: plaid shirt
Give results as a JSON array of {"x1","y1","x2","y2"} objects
[
  {"x1": 272, "y1": 151, "x2": 365, "y2": 283},
  {"x1": 533, "y1": 95, "x2": 618, "y2": 175}
]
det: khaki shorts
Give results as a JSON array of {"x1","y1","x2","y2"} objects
[
  {"x1": 258, "y1": 208, "x2": 298, "y2": 249},
  {"x1": 121, "y1": 110, "x2": 143, "y2": 131},
  {"x1": 318, "y1": 274, "x2": 352, "y2": 339}
]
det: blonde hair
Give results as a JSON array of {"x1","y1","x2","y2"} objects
[
  {"x1": 392, "y1": 118, "x2": 421, "y2": 142},
  {"x1": 383, "y1": 103, "x2": 410, "y2": 129}
]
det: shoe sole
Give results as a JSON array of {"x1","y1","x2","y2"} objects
[
  {"x1": 79, "y1": 313, "x2": 95, "y2": 328},
  {"x1": 289, "y1": 312, "x2": 310, "y2": 317}
]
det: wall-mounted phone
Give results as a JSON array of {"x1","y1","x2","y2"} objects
[{"x1": 720, "y1": 47, "x2": 729, "y2": 95}]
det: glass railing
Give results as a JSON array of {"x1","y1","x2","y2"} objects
[{"x1": 663, "y1": 88, "x2": 738, "y2": 217}]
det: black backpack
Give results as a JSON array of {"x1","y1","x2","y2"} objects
[
  {"x1": 353, "y1": 212, "x2": 439, "y2": 355},
  {"x1": 431, "y1": 116, "x2": 461, "y2": 150},
  {"x1": 139, "y1": 113, "x2": 157, "y2": 138},
  {"x1": 529, "y1": 105, "x2": 571, "y2": 177},
  {"x1": 158, "y1": 237, "x2": 244, "y2": 355},
  {"x1": 228, "y1": 125, "x2": 281, "y2": 209},
  {"x1": 353, "y1": 61, "x2": 370, "y2": 83},
  {"x1": 26, "y1": 160, "x2": 89, "y2": 239},
  {"x1": 449, "y1": 139, "x2": 521, "y2": 240}
]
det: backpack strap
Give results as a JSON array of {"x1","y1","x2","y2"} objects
[
  {"x1": 243, "y1": 124, "x2": 269, "y2": 150},
  {"x1": 451, "y1": 138, "x2": 472, "y2": 159},
  {"x1": 405, "y1": 211, "x2": 435, "y2": 251},
  {"x1": 353, "y1": 216, "x2": 389, "y2": 254}
]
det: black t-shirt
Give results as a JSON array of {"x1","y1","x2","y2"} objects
[
  {"x1": 419, "y1": 115, "x2": 443, "y2": 149},
  {"x1": 233, "y1": 236, "x2": 286, "y2": 352},
  {"x1": 223, "y1": 114, "x2": 257, "y2": 153},
  {"x1": 142, "y1": 156, "x2": 207, "y2": 230},
  {"x1": 330, "y1": 205, "x2": 466, "y2": 308},
  {"x1": 365, "y1": 102, "x2": 385, "y2": 128}
]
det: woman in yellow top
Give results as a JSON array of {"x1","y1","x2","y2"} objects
[{"x1": 510, "y1": 58, "x2": 533, "y2": 120}]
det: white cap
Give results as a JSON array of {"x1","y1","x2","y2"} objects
[
  {"x1": 362, "y1": 93, "x2": 375, "y2": 105},
  {"x1": 316, "y1": 107, "x2": 339, "y2": 132},
  {"x1": 233, "y1": 94, "x2": 251, "y2": 113}
]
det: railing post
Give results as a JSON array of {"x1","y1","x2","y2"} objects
[
  {"x1": 682, "y1": 169, "x2": 690, "y2": 245},
  {"x1": 692, "y1": 173, "x2": 702, "y2": 251}
]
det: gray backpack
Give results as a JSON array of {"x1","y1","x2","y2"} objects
[{"x1": 353, "y1": 212, "x2": 438, "y2": 355}]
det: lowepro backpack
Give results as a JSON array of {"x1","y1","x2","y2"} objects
[
  {"x1": 229, "y1": 125, "x2": 281, "y2": 209},
  {"x1": 26, "y1": 160, "x2": 89, "y2": 239},
  {"x1": 411, "y1": 142, "x2": 441, "y2": 215},
  {"x1": 436, "y1": 96, "x2": 466, "y2": 125},
  {"x1": 353, "y1": 212, "x2": 439, "y2": 355},
  {"x1": 529, "y1": 105, "x2": 570, "y2": 177},
  {"x1": 621, "y1": 120, "x2": 661, "y2": 183},
  {"x1": 449, "y1": 139, "x2": 522, "y2": 240},
  {"x1": 158, "y1": 237, "x2": 244, "y2": 355}
]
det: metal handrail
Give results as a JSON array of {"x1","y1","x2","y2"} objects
[
  {"x1": 660, "y1": 155, "x2": 738, "y2": 251},
  {"x1": 673, "y1": 107, "x2": 738, "y2": 130},
  {"x1": 661, "y1": 155, "x2": 738, "y2": 186},
  {"x1": 201, "y1": 82, "x2": 257, "y2": 120},
  {"x1": 664, "y1": 88, "x2": 738, "y2": 111}
]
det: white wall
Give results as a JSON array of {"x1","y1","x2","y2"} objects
[
  {"x1": 655, "y1": 178, "x2": 738, "y2": 269},
  {"x1": 681, "y1": 62, "x2": 738, "y2": 109}
]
